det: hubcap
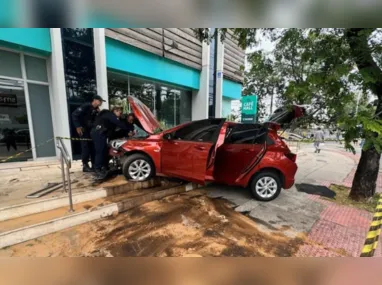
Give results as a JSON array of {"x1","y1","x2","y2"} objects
[
  {"x1": 255, "y1": 177, "x2": 278, "y2": 199},
  {"x1": 128, "y1": 159, "x2": 151, "y2": 181}
]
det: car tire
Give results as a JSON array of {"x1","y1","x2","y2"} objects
[
  {"x1": 122, "y1": 153, "x2": 155, "y2": 182},
  {"x1": 250, "y1": 171, "x2": 282, "y2": 201}
]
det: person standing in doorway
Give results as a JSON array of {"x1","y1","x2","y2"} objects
[
  {"x1": 314, "y1": 127, "x2": 325, "y2": 153},
  {"x1": 72, "y1": 95, "x2": 105, "y2": 172},
  {"x1": 4, "y1": 128, "x2": 17, "y2": 152}
]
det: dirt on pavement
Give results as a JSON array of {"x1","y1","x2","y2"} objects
[{"x1": 1, "y1": 190, "x2": 305, "y2": 257}]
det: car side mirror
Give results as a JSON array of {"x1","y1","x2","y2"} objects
[{"x1": 163, "y1": 133, "x2": 172, "y2": 140}]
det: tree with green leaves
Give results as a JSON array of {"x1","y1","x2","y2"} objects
[{"x1": 196, "y1": 28, "x2": 382, "y2": 201}]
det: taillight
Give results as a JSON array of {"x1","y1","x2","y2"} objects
[{"x1": 285, "y1": 152, "x2": 297, "y2": 162}]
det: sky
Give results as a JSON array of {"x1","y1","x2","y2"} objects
[
  {"x1": 244, "y1": 34, "x2": 278, "y2": 119},
  {"x1": 230, "y1": 34, "x2": 277, "y2": 120}
]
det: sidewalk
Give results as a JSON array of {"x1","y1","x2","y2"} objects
[
  {"x1": 296, "y1": 144, "x2": 381, "y2": 257},
  {"x1": 0, "y1": 160, "x2": 102, "y2": 208}
]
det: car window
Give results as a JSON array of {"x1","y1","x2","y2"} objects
[
  {"x1": 172, "y1": 119, "x2": 222, "y2": 142},
  {"x1": 225, "y1": 124, "x2": 268, "y2": 145},
  {"x1": 186, "y1": 125, "x2": 218, "y2": 142},
  {"x1": 134, "y1": 125, "x2": 148, "y2": 137}
]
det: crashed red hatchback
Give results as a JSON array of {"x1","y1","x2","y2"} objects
[{"x1": 109, "y1": 96, "x2": 305, "y2": 201}]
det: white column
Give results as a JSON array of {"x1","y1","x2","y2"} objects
[
  {"x1": 215, "y1": 35, "x2": 224, "y2": 118},
  {"x1": 192, "y1": 41, "x2": 210, "y2": 120},
  {"x1": 93, "y1": 28, "x2": 109, "y2": 109},
  {"x1": 49, "y1": 28, "x2": 72, "y2": 159},
  {"x1": 20, "y1": 54, "x2": 37, "y2": 160}
]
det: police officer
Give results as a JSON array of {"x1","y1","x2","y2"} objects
[
  {"x1": 91, "y1": 106, "x2": 131, "y2": 179},
  {"x1": 109, "y1": 113, "x2": 136, "y2": 140},
  {"x1": 72, "y1": 95, "x2": 105, "y2": 172}
]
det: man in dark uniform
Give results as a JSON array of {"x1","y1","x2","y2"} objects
[
  {"x1": 91, "y1": 106, "x2": 131, "y2": 180},
  {"x1": 72, "y1": 95, "x2": 105, "y2": 172},
  {"x1": 109, "y1": 113, "x2": 136, "y2": 140}
]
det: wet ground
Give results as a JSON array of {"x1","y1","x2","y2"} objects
[{"x1": 1, "y1": 190, "x2": 305, "y2": 257}]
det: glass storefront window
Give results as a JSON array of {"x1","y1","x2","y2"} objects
[
  {"x1": 0, "y1": 50, "x2": 22, "y2": 78},
  {"x1": 25, "y1": 55, "x2": 48, "y2": 82},
  {"x1": 0, "y1": 79, "x2": 32, "y2": 162},
  {"x1": 62, "y1": 40, "x2": 97, "y2": 103},
  {"x1": 28, "y1": 84, "x2": 55, "y2": 158},
  {"x1": 0, "y1": 49, "x2": 54, "y2": 163},
  {"x1": 61, "y1": 28, "x2": 97, "y2": 159},
  {"x1": 108, "y1": 72, "x2": 193, "y2": 129},
  {"x1": 62, "y1": 29, "x2": 94, "y2": 45}
]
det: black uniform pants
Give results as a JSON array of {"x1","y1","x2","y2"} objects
[
  {"x1": 5, "y1": 139, "x2": 17, "y2": 152},
  {"x1": 91, "y1": 130, "x2": 108, "y2": 171},
  {"x1": 80, "y1": 131, "x2": 95, "y2": 167}
]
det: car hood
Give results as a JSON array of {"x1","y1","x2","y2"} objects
[
  {"x1": 128, "y1": 95, "x2": 162, "y2": 135},
  {"x1": 265, "y1": 105, "x2": 306, "y2": 127}
]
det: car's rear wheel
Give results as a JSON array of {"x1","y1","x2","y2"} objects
[
  {"x1": 250, "y1": 171, "x2": 281, "y2": 201},
  {"x1": 122, "y1": 153, "x2": 154, "y2": 181}
]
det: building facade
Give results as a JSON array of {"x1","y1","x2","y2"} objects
[{"x1": 0, "y1": 28, "x2": 245, "y2": 163}]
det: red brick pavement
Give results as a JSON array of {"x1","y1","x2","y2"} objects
[
  {"x1": 296, "y1": 148, "x2": 382, "y2": 257},
  {"x1": 327, "y1": 148, "x2": 382, "y2": 193}
]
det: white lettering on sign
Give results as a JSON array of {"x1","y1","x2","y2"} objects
[
  {"x1": 0, "y1": 94, "x2": 17, "y2": 106},
  {"x1": 243, "y1": 102, "x2": 254, "y2": 110}
]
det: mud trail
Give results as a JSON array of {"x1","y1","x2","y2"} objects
[{"x1": 1, "y1": 190, "x2": 305, "y2": 257}]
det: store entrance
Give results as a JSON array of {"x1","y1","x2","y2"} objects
[{"x1": 0, "y1": 78, "x2": 32, "y2": 163}]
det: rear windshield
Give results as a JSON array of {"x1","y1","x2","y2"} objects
[{"x1": 225, "y1": 124, "x2": 268, "y2": 144}]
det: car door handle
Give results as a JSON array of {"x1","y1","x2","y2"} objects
[{"x1": 194, "y1": 145, "x2": 206, "y2": 151}]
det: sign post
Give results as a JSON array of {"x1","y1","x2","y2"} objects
[{"x1": 241, "y1": 95, "x2": 258, "y2": 123}]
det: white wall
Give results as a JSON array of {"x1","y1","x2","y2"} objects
[
  {"x1": 192, "y1": 41, "x2": 210, "y2": 120},
  {"x1": 222, "y1": 97, "x2": 232, "y2": 118}
]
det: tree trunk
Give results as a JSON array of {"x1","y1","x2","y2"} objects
[
  {"x1": 349, "y1": 148, "x2": 381, "y2": 200},
  {"x1": 345, "y1": 28, "x2": 382, "y2": 200}
]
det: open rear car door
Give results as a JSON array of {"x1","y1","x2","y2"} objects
[
  {"x1": 214, "y1": 124, "x2": 268, "y2": 185},
  {"x1": 161, "y1": 119, "x2": 227, "y2": 184},
  {"x1": 265, "y1": 105, "x2": 307, "y2": 129}
]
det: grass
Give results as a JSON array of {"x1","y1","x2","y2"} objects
[{"x1": 326, "y1": 184, "x2": 381, "y2": 213}]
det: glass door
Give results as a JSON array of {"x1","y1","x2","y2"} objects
[{"x1": 0, "y1": 78, "x2": 33, "y2": 162}]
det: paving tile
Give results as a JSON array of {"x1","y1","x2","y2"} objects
[
  {"x1": 295, "y1": 244, "x2": 344, "y2": 257},
  {"x1": 307, "y1": 219, "x2": 367, "y2": 257},
  {"x1": 319, "y1": 202, "x2": 372, "y2": 230}
]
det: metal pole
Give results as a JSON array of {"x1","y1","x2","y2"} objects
[
  {"x1": 270, "y1": 93, "x2": 274, "y2": 114},
  {"x1": 66, "y1": 162, "x2": 74, "y2": 212},
  {"x1": 60, "y1": 152, "x2": 67, "y2": 193},
  {"x1": 174, "y1": 92, "x2": 176, "y2": 125}
]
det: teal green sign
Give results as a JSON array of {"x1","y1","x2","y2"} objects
[{"x1": 241, "y1": 95, "x2": 258, "y2": 123}]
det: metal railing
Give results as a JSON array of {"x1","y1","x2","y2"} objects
[{"x1": 56, "y1": 137, "x2": 74, "y2": 212}]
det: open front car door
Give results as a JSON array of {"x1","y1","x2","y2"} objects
[{"x1": 161, "y1": 119, "x2": 227, "y2": 184}]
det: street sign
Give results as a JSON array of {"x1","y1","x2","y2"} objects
[{"x1": 241, "y1": 95, "x2": 257, "y2": 123}]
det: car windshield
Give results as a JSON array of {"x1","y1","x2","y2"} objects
[{"x1": 134, "y1": 125, "x2": 149, "y2": 138}]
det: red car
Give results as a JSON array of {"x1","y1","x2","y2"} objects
[{"x1": 109, "y1": 96, "x2": 305, "y2": 201}]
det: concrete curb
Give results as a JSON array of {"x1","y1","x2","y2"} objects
[
  {"x1": 0, "y1": 179, "x2": 161, "y2": 222},
  {"x1": 0, "y1": 182, "x2": 201, "y2": 249}
]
